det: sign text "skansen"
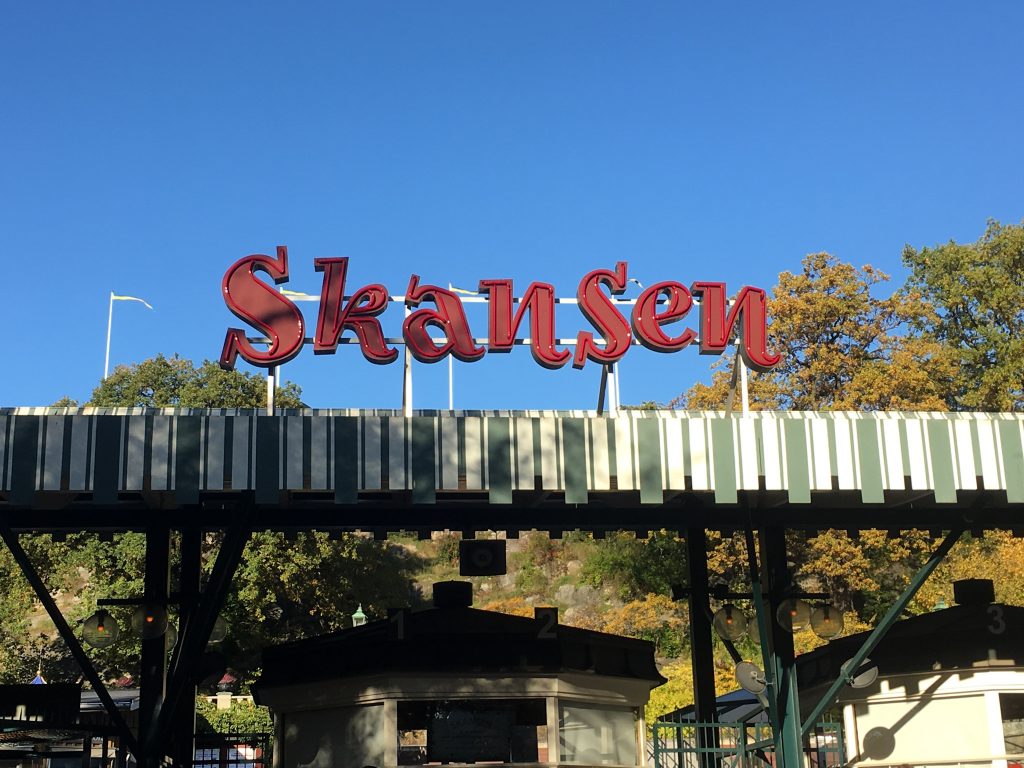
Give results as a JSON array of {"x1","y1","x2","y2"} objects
[{"x1": 219, "y1": 247, "x2": 781, "y2": 373}]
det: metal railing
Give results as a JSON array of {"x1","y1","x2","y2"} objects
[
  {"x1": 194, "y1": 732, "x2": 272, "y2": 768},
  {"x1": 650, "y1": 720, "x2": 844, "y2": 768}
]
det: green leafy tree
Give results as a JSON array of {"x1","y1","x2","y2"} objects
[
  {"x1": 88, "y1": 354, "x2": 304, "y2": 408},
  {"x1": 195, "y1": 697, "x2": 273, "y2": 734},
  {"x1": 579, "y1": 531, "x2": 689, "y2": 601},
  {"x1": 224, "y1": 532, "x2": 423, "y2": 676},
  {"x1": 902, "y1": 219, "x2": 1024, "y2": 411}
]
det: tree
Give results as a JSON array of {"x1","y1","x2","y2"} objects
[
  {"x1": 224, "y1": 532, "x2": 423, "y2": 674},
  {"x1": 676, "y1": 253, "x2": 957, "y2": 412},
  {"x1": 578, "y1": 531, "x2": 689, "y2": 601},
  {"x1": 87, "y1": 354, "x2": 304, "y2": 408},
  {"x1": 903, "y1": 219, "x2": 1024, "y2": 411}
]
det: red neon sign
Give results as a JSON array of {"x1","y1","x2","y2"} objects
[{"x1": 219, "y1": 248, "x2": 781, "y2": 373}]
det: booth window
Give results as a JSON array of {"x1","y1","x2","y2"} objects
[
  {"x1": 1003, "y1": 694, "x2": 1024, "y2": 756},
  {"x1": 558, "y1": 704, "x2": 638, "y2": 766},
  {"x1": 398, "y1": 699, "x2": 547, "y2": 764},
  {"x1": 283, "y1": 703, "x2": 385, "y2": 768}
]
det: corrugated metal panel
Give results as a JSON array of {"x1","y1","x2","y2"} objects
[{"x1": 0, "y1": 408, "x2": 1022, "y2": 507}]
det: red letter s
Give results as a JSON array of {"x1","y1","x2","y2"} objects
[
  {"x1": 219, "y1": 246, "x2": 306, "y2": 370},
  {"x1": 573, "y1": 262, "x2": 632, "y2": 368}
]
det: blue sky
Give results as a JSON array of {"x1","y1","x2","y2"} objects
[{"x1": 2, "y1": 3, "x2": 1022, "y2": 410}]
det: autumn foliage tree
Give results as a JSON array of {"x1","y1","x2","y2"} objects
[
  {"x1": 678, "y1": 252, "x2": 957, "y2": 412},
  {"x1": 674, "y1": 222, "x2": 1024, "y2": 644}
]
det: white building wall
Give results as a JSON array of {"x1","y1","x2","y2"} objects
[{"x1": 841, "y1": 668, "x2": 1024, "y2": 766}]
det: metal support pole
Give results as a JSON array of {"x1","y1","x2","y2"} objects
[
  {"x1": 81, "y1": 735, "x2": 92, "y2": 768},
  {"x1": 0, "y1": 522, "x2": 138, "y2": 755},
  {"x1": 138, "y1": 527, "x2": 171, "y2": 768},
  {"x1": 799, "y1": 528, "x2": 963, "y2": 737},
  {"x1": 597, "y1": 365, "x2": 609, "y2": 415},
  {"x1": 266, "y1": 366, "x2": 276, "y2": 415},
  {"x1": 156, "y1": 524, "x2": 250, "y2": 749},
  {"x1": 738, "y1": 356, "x2": 750, "y2": 414},
  {"x1": 402, "y1": 304, "x2": 412, "y2": 417},
  {"x1": 744, "y1": 525, "x2": 777, "y2": 729},
  {"x1": 607, "y1": 363, "x2": 619, "y2": 417},
  {"x1": 104, "y1": 292, "x2": 114, "y2": 380},
  {"x1": 762, "y1": 527, "x2": 802, "y2": 768},
  {"x1": 685, "y1": 528, "x2": 719, "y2": 766},
  {"x1": 171, "y1": 527, "x2": 202, "y2": 768}
]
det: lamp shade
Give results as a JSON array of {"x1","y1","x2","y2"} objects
[
  {"x1": 131, "y1": 603, "x2": 168, "y2": 639},
  {"x1": 165, "y1": 621, "x2": 178, "y2": 651},
  {"x1": 712, "y1": 604, "x2": 748, "y2": 641},
  {"x1": 811, "y1": 604, "x2": 845, "y2": 638},
  {"x1": 208, "y1": 615, "x2": 228, "y2": 645},
  {"x1": 83, "y1": 610, "x2": 120, "y2": 648},
  {"x1": 776, "y1": 598, "x2": 811, "y2": 632}
]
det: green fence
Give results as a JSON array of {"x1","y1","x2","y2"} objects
[{"x1": 651, "y1": 719, "x2": 844, "y2": 768}]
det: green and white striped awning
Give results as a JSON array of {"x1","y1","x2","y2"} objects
[{"x1": 1, "y1": 408, "x2": 1023, "y2": 509}]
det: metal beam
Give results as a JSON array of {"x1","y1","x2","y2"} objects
[
  {"x1": 799, "y1": 528, "x2": 963, "y2": 737},
  {"x1": 744, "y1": 524, "x2": 777, "y2": 729},
  {"x1": 0, "y1": 522, "x2": 139, "y2": 755},
  {"x1": 138, "y1": 527, "x2": 170, "y2": 768},
  {"x1": 762, "y1": 527, "x2": 802, "y2": 768},
  {"x1": 171, "y1": 526, "x2": 202, "y2": 768},
  {"x1": 685, "y1": 528, "x2": 719, "y2": 767},
  {"x1": 153, "y1": 523, "x2": 250, "y2": 750}
]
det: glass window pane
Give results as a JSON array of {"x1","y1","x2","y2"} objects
[
  {"x1": 282, "y1": 703, "x2": 385, "y2": 768},
  {"x1": 559, "y1": 704, "x2": 638, "y2": 765},
  {"x1": 398, "y1": 698, "x2": 547, "y2": 765}
]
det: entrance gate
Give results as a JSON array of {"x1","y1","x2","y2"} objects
[{"x1": 1, "y1": 407, "x2": 1022, "y2": 767}]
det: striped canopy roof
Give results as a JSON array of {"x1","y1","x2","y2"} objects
[{"x1": 2, "y1": 408, "x2": 1022, "y2": 517}]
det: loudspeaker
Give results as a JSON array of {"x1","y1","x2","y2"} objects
[{"x1": 459, "y1": 539, "x2": 507, "y2": 576}]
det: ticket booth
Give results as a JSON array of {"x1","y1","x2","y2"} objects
[{"x1": 253, "y1": 582, "x2": 666, "y2": 768}]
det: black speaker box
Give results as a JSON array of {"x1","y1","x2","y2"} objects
[{"x1": 459, "y1": 539, "x2": 507, "y2": 576}]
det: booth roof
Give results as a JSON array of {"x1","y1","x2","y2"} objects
[
  {"x1": 665, "y1": 603, "x2": 1024, "y2": 723},
  {"x1": 794, "y1": 602, "x2": 1024, "y2": 689},
  {"x1": 253, "y1": 602, "x2": 667, "y2": 692}
]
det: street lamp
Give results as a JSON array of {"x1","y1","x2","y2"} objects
[
  {"x1": 713, "y1": 604, "x2": 749, "y2": 641},
  {"x1": 810, "y1": 604, "x2": 845, "y2": 638},
  {"x1": 775, "y1": 598, "x2": 812, "y2": 633},
  {"x1": 131, "y1": 603, "x2": 169, "y2": 639},
  {"x1": 82, "y1": 609, "x2": 121, "y2": 649}
]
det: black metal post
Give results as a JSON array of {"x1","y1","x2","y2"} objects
[
  {"x1": 686, "y1": 528, "x2": 719, "y2": 767},
  {"x1": 138, "y1": 526, "x2": 171, "y2": 768},
  {"x1": 81, "y1": 735, "x2": 92, "y2": 768},
  {"x1": 156, "y1": 523, "x2": 250, "y2": 749},
  {"x1": 171, "y1": 527, "x2": 202, "y2": 768},
  {"x1": 761, "y1": 527, "x2": 802, "y2": 767}
]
